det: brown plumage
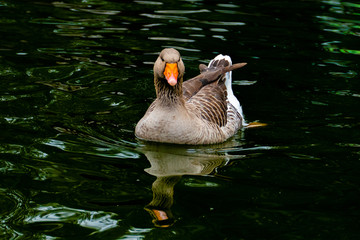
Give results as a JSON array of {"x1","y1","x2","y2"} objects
[{"x1": 135, "y1": 48, "x2": 246, "y2": 145}]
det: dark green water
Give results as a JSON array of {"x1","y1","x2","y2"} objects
[{"x1": 1, "y1": 0, "x2": 360, "y2": 239}]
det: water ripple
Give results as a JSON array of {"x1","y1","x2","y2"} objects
[
  {"x1": 148, "y1": 36, "x2": 195, "y2": 42},
  {"x1": 134, "y1": 0, "x2": 163, "y2": 5},
  {"x1": 24, "y1": 204, "x2": 118, "y2": 233},
  {"x1": 140, "y1": 13, "x2": 190, "y2": 21},
  {"x1": 0, "y1": 189, "x2": 27, "y2": 238},
  {"x1": 155, "y1": 9, "x2": 210, "y2": 14},
  {"x1": 52, "y1": 1, "x2": 121, "y2": 15},
  {"x1": 318, "y1": 1, "x2": 360, "y2": 56},
  {"x1": 42, "y1": 138, "x2": 140, "y2": 159},
  {"x1": 200, "y1": 20, "x2": 246, "y2": 26}
]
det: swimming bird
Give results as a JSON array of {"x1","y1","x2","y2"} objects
[{"x1": 135, "y1": 48, "x2": 246, "y2": 145}]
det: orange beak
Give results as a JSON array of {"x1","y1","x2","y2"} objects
[{"x1": 163, "y1": 63, "x2": 178, "y2": 86}]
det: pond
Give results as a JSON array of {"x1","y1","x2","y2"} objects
[{"x1": 1, "y1": 0, "x2": 360, "y2": 239}]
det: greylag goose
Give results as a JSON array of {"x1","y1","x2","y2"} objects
[{"x1": 135, "y1": 48, "x2": 247, "y2": 145}]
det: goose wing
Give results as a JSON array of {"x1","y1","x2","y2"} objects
[
  {"x1": 186, "y1": 80, "x2": 228, "y2": 127},
  {"x1": 182, "y1": 62, "x2": 246, "y2": 101},
  {"x1": 183, "y1": 62, "x2": 246, "y2": 127}
]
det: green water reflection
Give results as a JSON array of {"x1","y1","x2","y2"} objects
[{"x1": 1, "y1": 0, "x2": 360, "y2": 239}]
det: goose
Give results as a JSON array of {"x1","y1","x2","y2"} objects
[{"x1": 135, "y1": 48, "x2": 247, "y2": 145}]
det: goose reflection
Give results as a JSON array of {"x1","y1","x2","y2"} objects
[{"x1": 138, "y1": 139, "x2": 244, "y2": 227}]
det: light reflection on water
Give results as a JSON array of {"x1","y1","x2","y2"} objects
[
  {"x1": 24, "y1": 204, "x2": 119, "y2": 232},
  {"x1": 1, "y1": 0, "x2": 360, "y2": 239}
]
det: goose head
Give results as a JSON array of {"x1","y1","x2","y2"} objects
[{"x1": 153, "y1": 48, "x2": 185, "y2": 97}]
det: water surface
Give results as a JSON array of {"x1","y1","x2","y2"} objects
[{"x1": 1, "y1": 0, "x2": 360, "y2": 239}]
